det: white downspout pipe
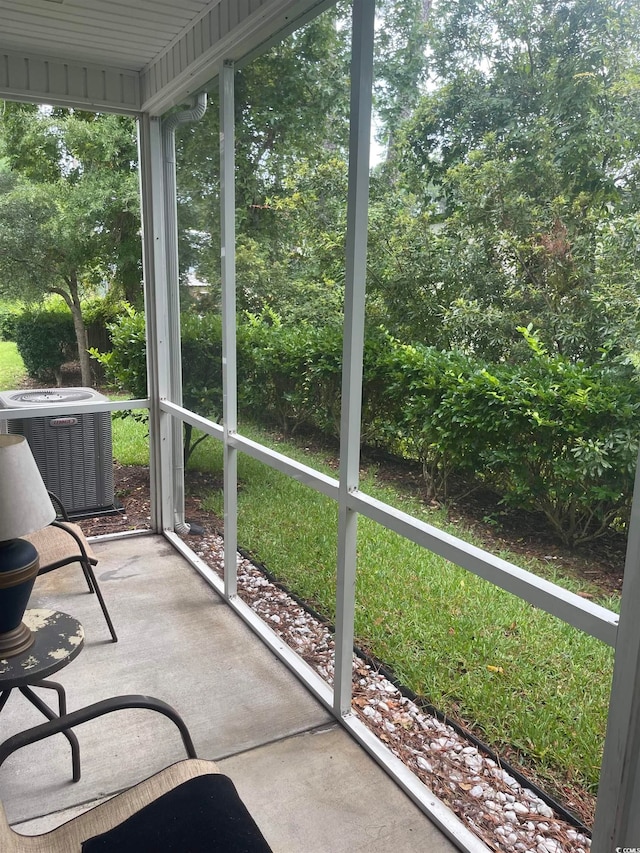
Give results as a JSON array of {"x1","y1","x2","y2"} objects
[{"x1": 161, "y1": 92, "x2": 207, "y2": 535}]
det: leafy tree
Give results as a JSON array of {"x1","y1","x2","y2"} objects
[
  {"x1": 380, "y1": 0, "x2": 640, "y2": 359},
  {"x1": 1, "y1": 105, "x2": 141, "y2": 303},
  {"x1": 174, "y1": 2, "x2": 441, "y2": 330},
  {"x1": 373, "y1": 0, "x2": 431, "y2": 158},
  {"x1": 175, "y1": 5, "x2": 352, "y2": 318},
  {"x1": 0, "y1": 104, "x2": 140, "y2": 386}
]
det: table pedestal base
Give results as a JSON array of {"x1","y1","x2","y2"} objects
[{"x1": 0, "y1": 679, "x2": 81, "y2": 782}]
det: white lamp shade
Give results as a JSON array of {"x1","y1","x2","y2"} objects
[{"x1": 0, "y1": 435, "x2": 56, "y2": 541}]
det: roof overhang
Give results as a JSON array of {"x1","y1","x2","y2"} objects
[{"x1": 0, "y1": 0, "x2": 330, "y2": 116}]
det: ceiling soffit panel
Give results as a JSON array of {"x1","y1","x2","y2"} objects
[
  {"x1": 0, "y1": 49, "x2": 141, "y2": 114},
  {"x1": 0, "y1": 0, "x2": 328, "y2": 115},
  {"x1": 0, "y1": 0, "x2": 210, "y2": 68},
  {"x1": 140, "y1": 0, "x2": 330, "y2": 115}
]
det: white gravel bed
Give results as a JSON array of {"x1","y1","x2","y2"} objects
[{"x1": 191, "y1": 531, "x2": 591, "y2": 853}]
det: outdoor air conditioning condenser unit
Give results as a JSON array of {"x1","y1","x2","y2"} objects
[{"x1": 0, "y1": 388, "x2": 114, "y2": 516}]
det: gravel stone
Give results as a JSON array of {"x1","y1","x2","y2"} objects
[{"x1": 192, "y1": 530, "x2": 592, "y2": 853}]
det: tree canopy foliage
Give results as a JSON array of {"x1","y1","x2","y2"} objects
[
  {"x1": 175, "y1": 0, "x2": 640, "y2": 370},
  {"x1": 175, "y1": 6, "x2": 353, "y2": 320},
  {"x1": 0, "y1": 104, "x2": 140, "y2": 385},
  {"x1": 1, "y1": 0, "x2": 638, "y2": 365},
  {"x1": 370, "y1": 0, "x2": 640, "y2": 363}
]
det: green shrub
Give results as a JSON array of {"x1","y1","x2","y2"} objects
[
  {"x1": 181, "y1": 312, "x2": 224, "y2": 419},
  {"x1": 98, "y1": 309, "x2": 640, "y2": 545},
  {"x1": 82, "y1": 296, "x2": 130, "y2": 327},
  {"x1": 365, "y1": 337, "x2": 472, "y2": 498},
  {"x1": 0, "y1": 303, "x2": 21, "y2": 342},
  {"x1": 93, "y1": 309, "x2": 224, "y2": 413},
  {"x1": 239, "y1": 314, "x2": 366, "y2": 439},
  {"x1": 11, "y1": 297, "x2": 130, "y2": 384},
  {"x1": 385, "y1": 331, "x2": 639, "y2": 546},
  {"x1": 14, "y1": 305, "x2": 75, "y2": 384},
  {"x1": 93, "y1": 308, "x2": 224, "y2": 463},
  {"x1": 430, "y1": 348, "x2": 639, "y2": 547},
  {"x1": 83, "y1": 296, "x2": 132, "y2": 383},
  {"x1": 91, "y1": 307, "x2": 146, "y2": 396},
  {"x1": 83, "y1": 296, "x2": 130, "y2": 350}
]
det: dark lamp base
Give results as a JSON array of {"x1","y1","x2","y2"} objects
[
  {"x1": 0, "y1": 621, "x2": 34, "y2": 656},
  {"x1": 0, "y1": 538, "x2": 39, "y2": 658}
]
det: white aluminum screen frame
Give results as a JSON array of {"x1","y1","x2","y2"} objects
[
  {"x1": 6, "y1": 0, "x2": 634, "y2": 847},
  {"x1": 145, "y1": 2, "x2": 635, "y2": 848}
]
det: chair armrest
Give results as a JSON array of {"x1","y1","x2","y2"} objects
[
  {"x1": 51, "y1": 519, "x2": 92, "y2": 561},
  {"x1": 0, "y1": 695, "x2": 197, "y2": 771}
]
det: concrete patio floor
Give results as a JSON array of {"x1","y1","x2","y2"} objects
[{"x1": 0, "y1": 533, "x2": 458, "y2": 852}]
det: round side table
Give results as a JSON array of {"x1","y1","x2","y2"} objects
[{"x1": 0, "y1": 609, "x2": 84, "y2": 781}]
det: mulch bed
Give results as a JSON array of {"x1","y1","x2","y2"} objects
[{"x1": 84, "y1": 457, "x2": 626, "y2": 597}]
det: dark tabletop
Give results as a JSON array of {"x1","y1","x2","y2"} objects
[{"x1": 0, "y1": 609, "x2": 84, "y2": 690}]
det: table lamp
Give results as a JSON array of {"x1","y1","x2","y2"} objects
[{"x1": 0, "y1": 434, "x2": 56, "y2": 657}]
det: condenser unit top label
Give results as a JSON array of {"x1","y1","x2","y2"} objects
[{"x1": 49, "y1": 417, "x2": 79, "y2": 427}]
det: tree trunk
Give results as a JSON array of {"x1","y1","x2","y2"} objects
[{"x1": 60, "y1": 273, "x2": 93, "y2": 387}]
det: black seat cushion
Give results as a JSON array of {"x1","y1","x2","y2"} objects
[{"x1": 81, "y1": 774, "x2": 273, "y2": 852}]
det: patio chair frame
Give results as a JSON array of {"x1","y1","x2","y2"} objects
[{"x1": 26, "y1": 492, "x2": 117, "y2": 643}]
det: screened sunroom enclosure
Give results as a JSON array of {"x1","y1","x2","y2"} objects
[{"x1": 1, "y1": 0, "x2": 639, "y2": 850}]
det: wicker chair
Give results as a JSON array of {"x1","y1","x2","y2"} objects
[
  {"x1": 24, "y1": 493, "x2": 117, "y2": 643},
  {"x1": 0, "y1": 697, "x2": 272, "y2": 852}
]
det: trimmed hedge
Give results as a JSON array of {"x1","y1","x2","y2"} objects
[
  {"x1": 12, "y1": 298, "x2": 130, "y2": 386},
  {"x1": 93, "y1": 309, "x2": 223, "y2": 417},
  {"x1": 98, "y1": 310, "x2": 640, "y2": 546},
  {"x1": 14, "y1": 304, "x2": 75, "y2": 385}
]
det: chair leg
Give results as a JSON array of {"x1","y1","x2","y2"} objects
[
  {"x1": 80, "y1": 559, "x2": 96, "y2": 593},
  {"x1": 84, "y1": 562, "x2": 118, "y2": 643}
]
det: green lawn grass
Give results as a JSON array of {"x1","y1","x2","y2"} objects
[
  {"x1": 0, "y1": 341, "x2": 27, "y2": 389},
  {"x1": 197, "y1": 424, "x2": 616, "y2": 799},
  {"x1": 0, "y1": 339, "x2": 614, "y2": 800},
  {"x1": 110, "y1": 414, "x2": 149, "y2": 465}
]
